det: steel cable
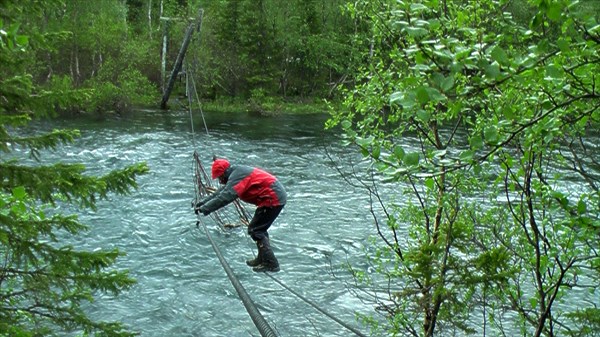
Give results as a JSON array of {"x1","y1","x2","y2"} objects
[
  {"x1": 197, "y1": 218, "x2": 279, "y2": 337},
  {"x1": 187, "y1": 57, "x2": 366, "y2": 337},
  {"x1": 264, "y1": 273, "x2": 368, "y2": 337}
]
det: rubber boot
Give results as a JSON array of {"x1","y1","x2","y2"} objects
[
  {"x1": 253, "y1": 237, "x2": 280, "y2": 273},
  {"x1": 246, "y1": 241, "x2": 262, "y2": 267}
]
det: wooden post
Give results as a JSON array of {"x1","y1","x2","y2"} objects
[{"x1": 160, "y1": 9, "x2": 204, "y2": 110}]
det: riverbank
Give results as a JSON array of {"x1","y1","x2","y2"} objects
[
  {"x1": 56, "y1": 94, "x2": 343, "y2": 120},
  {"x1": 199, "y1": 96, "x2": 343, "y2": 116}
]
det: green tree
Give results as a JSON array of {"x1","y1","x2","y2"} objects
[
  {"x1": 205, "y1": 0, "x2": 275, "y2": 98},
  {"x1": 0, "y1": 1, "x2": 149, "y2": 336},
  {"x1": 195, "y1": 0, "x2": 360, "y2": 104},
  {"x1": 21, "y1": 0, "x2": 159, "y2": 115},
  {"x1": 277, "y1": 0, "x2": 359, "y2": 98},
  {"x1": 328, "y1": 0, "x2": 599, "y2": 336}
]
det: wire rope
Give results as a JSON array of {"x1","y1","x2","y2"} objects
[
  {"x1": 186, "y1": 42, "x2": 366, "y2": 337},
  {"x1": 188, "y1": 67, "x2": 210, "y2": 137},
  {"x1": 198, "y1": 218, "x2": 279, "y2": 337},
  {"x1": 187, "y1": 64, "x2": 278, "y2": 335},
  {"x1": 265, "y1": 273, "x2": 368, "y2": 337}
]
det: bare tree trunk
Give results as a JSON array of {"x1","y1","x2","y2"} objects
[
  {"x1": 75, "y1": 47, "x2": 80, "y2": 85},
  {"x1": 148, "y1": 0, "x2": 152, "y2": 39},
  {"x1": 161, "y1": 20, "x2": 168, "y2": 93},
  {"x1": 70, "y1": 45, "x2": 81, "y2": 86}
]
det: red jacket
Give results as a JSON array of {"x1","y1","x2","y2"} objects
[{"x1": 200, "y1": 165, "x2": 286, "y2": 214}]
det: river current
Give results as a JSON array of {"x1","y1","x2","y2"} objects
[
  {"x1": 20, "y1": 107, "x2": 599, "y2": 337},
  {"x1": 33, "y1": 109, "x2": 377, "y2": 337}
]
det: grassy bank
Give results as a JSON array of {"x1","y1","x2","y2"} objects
[{"x1": 199, "y1": 96, "x2": 343, "y2": 116}]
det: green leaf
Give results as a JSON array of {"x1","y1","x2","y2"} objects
[
  {"x1": 416, "y1": 87, "x2": 430, "y2": 105},
  {"x1": 404, "y1": 152, "x2": 420, "y2": 166},
  {"x1": 394, "y1": 146, "x2": 405, "y2": 161},
  {"x1": 473, "y1": 163, "x2": 482, "y2": 175},
  {"x1": 11, "y1": 202, "x2": 27, "y2": 215},
  {"x1": 425, "y1": 178, "x2": 435, "y2": 190},
  {"x1": 484, "y1": 126, "x2": 499, "y2": 144},
  {"x1": 502, "y1": 106, "x2": 515, "y2": 120},
  {"x1": 415, "y1": 51, "x2": 427, "y2": 64},
  {"x1": 490, "y1": 46, "x2": 508, "y2": 65},
  {"x1": 529, "y1": 297, "x2": 538, "y2": 309},
  {"x1": 546, "y1": 3, "x2": 562, "y2": 21},
  {"x1": 485, "y1": 62, "x2": 501, "y2": 79},
  {"x1": 416, "y1": 109, "x2": 431, "y2": 122},
  {"x1": 557, "y1": 38, "x2": 570, "y2": 52},
  {"x1": 356, "y1": 136, "x2": 374, "y2": 147},
  {"x1": 12, "y1": 186, "x2": 27, "y2": 200},
  {"x1": 15, "y1": 34, "x2": 28, "y2": 46},
  {"x1": 405, "y1": 27, "x2": 428, "y2": 38},
  {"x1": 552, "y1": 191, "x2": 568, "y2": 207},
  {"x1": 459, "y1": 150, "x2": 474, "y2": 161},
  {"x1": 470, "y1": 135, "x2": 484, "y2": 150},
  {"x1": 361, "y1": 147, "x2": 369, "y2": 157},
  {"x1": 441, "y1": 75, "x2": 454, "y2": 92},
  {"x1": 390, "y1": 91, "x2": 416, "y2": 109},
  {"x1": 531, "y1": 13, "x2": 544, "y2": 29},
  {"x1": 372, "y1": 144, "x2": 381, "y2": 159},
  {"x1": 415, "y1": 86, "x2": 444, "y2": 105},
  {"x1": 577, "y1": 200, "x2": 587, "y2": 214},
  {"x1": 433, "y1": 149, "x2": 447, "y2": 159},
  {"x1": 545, "y1": 65, "x2": 562, "y2": 79},
  {"x1": 427, "y1": 87, "x2": 445, "y2": 102},
  {"x1": 410, "y1": 3, "x2": 428, "y2": 12}
]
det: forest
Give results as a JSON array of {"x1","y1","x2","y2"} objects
[{"x1": 1, "y1": 0, "x2": 599, "y2": 336}]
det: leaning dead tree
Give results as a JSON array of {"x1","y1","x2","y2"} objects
[{"x1": 160, "y1": 9, "x2": 203, "y2": 110}]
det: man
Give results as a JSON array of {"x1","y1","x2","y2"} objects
[{"x1": 195, "y1": 158, "x2": 286, "y2": 273}]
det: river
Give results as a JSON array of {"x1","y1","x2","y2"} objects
[
  {"x1": 22, "y1": 107, "x2": 599, "y2": 337},
  {"x1": 35, "y1": 108, "x2": 378, "y2": 337}
]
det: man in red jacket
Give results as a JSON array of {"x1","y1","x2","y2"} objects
[{"x1": 195, "y1": 158, "x2": 287, "y2": 272}]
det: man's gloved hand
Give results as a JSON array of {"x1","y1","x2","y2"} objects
[
  {"x1": 194, "y1": 201, "x2": 205, "y2": 215},
  {"x1": 199, "y1": 206, "x2": 210, "y2": 216}
]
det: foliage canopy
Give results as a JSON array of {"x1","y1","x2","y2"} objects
[{"x1": 328, "y1": 0, "x2": 600, "y2": 336}]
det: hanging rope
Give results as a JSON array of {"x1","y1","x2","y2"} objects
[
  {"x1": 184, "y1": 21, "x2": 277, "y2": 335},
  {"x1": 192, "y1": 155, "x2": 279, "y2": 336},
  {"x1": 185, "y1": 36, "x2": 366, "y2": 337},
  {"x1": 191, "y1": 142, "x2": 368, "y2": 337},
  {"x1": 188, "y1": 67, "x2": 210, "y2": 137}
]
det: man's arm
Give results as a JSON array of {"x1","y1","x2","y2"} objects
[{"x1": 198, "y1": 182, "x2": 238, "y2": 215}]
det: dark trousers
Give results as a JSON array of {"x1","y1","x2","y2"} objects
[{"x1": 248, "y1": 205, "x2": 284, "y2": 241}]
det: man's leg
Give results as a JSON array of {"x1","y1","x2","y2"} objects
[
  {"x1": 247, "y1": 205, "x2": 284, "y2": 272},
  {"x1": 245, "y1": 241, "x2": 262, "y2": 267}
]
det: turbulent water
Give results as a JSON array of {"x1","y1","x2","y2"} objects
[
  {"x1": 20, "y1": 108, "x2": 599, "y2": 337},
  {"x1": 31, "y1": 109, "x2": 378, "y2": 337}
]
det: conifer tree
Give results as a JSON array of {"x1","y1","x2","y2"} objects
[{"x1": 0, "y1": 1, "x2": 148, "y2": 336}]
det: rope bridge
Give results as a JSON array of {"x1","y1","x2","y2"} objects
[
  {"x1": 186, "y1": 64, "x2": 368, "y2": 336},
  {"x1": 192, "y1": 151, "x2": 279, "y2": 337}
]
